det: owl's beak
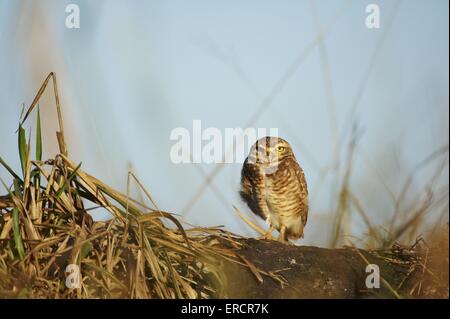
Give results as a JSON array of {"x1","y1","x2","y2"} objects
[
  {"x1": 255, "y1": 147, "x2": 276, "y2": 164},
  {"x1": 255, "y1": 148, "x2": 266, "y2": 163}
]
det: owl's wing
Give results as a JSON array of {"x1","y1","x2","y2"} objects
[
  {"x1": 293, "y1": 160, "x2": 309, "y2": 226},
  {"x1": 239, "y1": 159, "x2": 268, "y2": 220}
]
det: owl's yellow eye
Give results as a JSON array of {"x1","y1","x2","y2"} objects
[{"x1": 277, "y1": 146, "x2": 285, "y2": 153}]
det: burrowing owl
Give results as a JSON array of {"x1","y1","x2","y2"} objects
[{"x1": 239, "y1": 136, "x2": 308, "y2": 243}]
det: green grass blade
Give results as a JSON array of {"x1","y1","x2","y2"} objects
[
  {"x1": 18, "y1": 125, "x2": 27, "y2": 178},
  {"x1": 80, "y1": 242, "x2": 92, "y2": 261},
  {"x1": 0, "y1": 156, "x2": 22, "y2": 181},
  {"x1": 12, "y1": 207, "x2": 25, "y2": 261},
  {"x1": 12, "y1": 178, "x2": 25, "y2": 261},
  {"x1": 56, "y1": 162, "x2": 82, "y2": 198}
]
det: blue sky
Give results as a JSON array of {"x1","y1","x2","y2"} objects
[{"x1": 0, "y1": 0, "x2": 448, "y2": 246}]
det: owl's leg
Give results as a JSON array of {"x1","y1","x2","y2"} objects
[
  {"x1": 257, "y1": 225, "x2": 274, "y2": 240},
  {"x1": 278, "y1": 225, "x2": 288, "y2": 243},
  {"x1": 265, "y1": 225, "x2": 275, "y2": 240}
]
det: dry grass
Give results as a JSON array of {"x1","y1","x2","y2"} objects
[
  {"x1": 0, "y1": 72, "x2": 447, "y2": 299},
  {"x1": 0, "y1": 73, "x2": 275, "y2": 299}
]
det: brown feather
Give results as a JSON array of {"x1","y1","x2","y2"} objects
[{"x1": 239, "y1": 137, "x2": 309, "y2": 242}]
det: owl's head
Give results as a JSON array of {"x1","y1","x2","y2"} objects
[{"x1": 247, "y1": 136, "x2": 294, "y2": 167}]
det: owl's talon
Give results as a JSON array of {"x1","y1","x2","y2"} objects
[
  {"x1": 257, "y1": 226, "x2": 275, "y2": 240},
  {"x1": 257, "y1": 233, "x2": 274, "y2": 240},
  {"x1": 277, "y1": 238, "x2": 295, "y2": 245}
]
